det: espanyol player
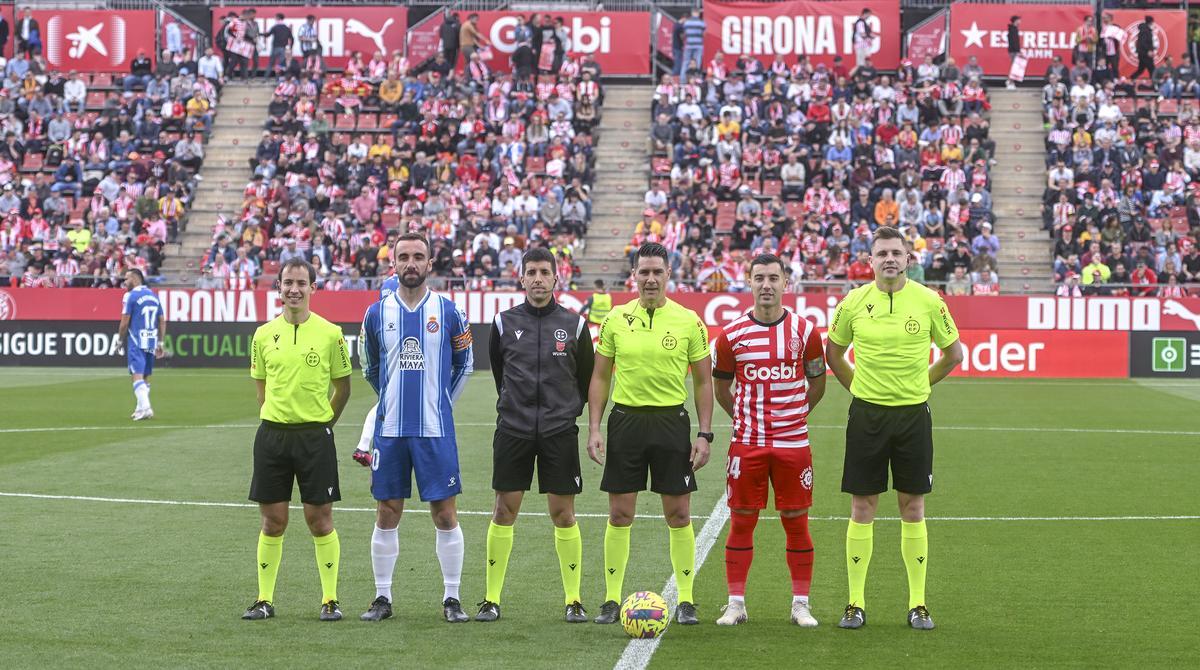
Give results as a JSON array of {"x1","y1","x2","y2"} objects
[{"x1": 118, "y1": 269, "x2": 165, "y2": 420}]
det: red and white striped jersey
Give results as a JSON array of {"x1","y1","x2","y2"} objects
[{"x1": 711, "y1": 309, "x2": 826, "y2": 448}]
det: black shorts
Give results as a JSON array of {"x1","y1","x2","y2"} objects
[
  {"x1": 601, "y1": 404, "x2": 698, "y2": 496},
  {"x1": 841, "y1": 398, "x2": 934, "y2": 496},
  {"x1": 492, "y1": 426, "x2": 582, "y2": 495},
  {"x1": 249, "y1": 421, "x2": 341, "y2": 505}
]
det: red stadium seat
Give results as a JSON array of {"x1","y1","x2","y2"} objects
[
  {"x1": 357, "y1": 114, "x2": 378, "y2": 131},
  {"x1": 318, "y1": 95, "x2": 336, "y2": 110},
  {"x1": 85, "y1": 91, "x2": 106, "y2": 109},
  {"x1": 1159, "y1": 99, "x2": 1179, "y2": 116},
  {"x1": 785, "y1": 201, "x2": 804, "y2": 220},
  {"x1": 334, "y1": 113, "x2": 357, "y2": 129},
  {"x1": 255, "y1": 277, "x2": 275, "y2": 290},
  {"x1": 651, "y1": 156, "x2": 671, "y2": 176},
  {"x1": 378, "y1": 113, "x2": 398, "y2": 129},
  {"x1": 715, "y1": 201, "x2": 737, "y2": 232},
  {"x1": 762, "y1": 179, "x2": 782, "y2": 197},
  {"x1": 90, "y1": 72, "x2": 113, "y2": 88},
  {"x1": 262, "y1": 260, "x2": 280, "y2": 276},
  {"x1": 525, "y1": 155, "x2": 546, "y2": 174},
  {"x1": 1116, "y1": 97, "x2": 1136, "y2": 115},
  {"x1": 20, "y1": 154, "x2": 43, "y2": 172},
  {"x1": 381, "y1": 211, "x2": 400, "y2": 229}
]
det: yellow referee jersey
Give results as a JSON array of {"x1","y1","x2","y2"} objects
[
  {"x1": 597, "y1": 298, "x2": 709, "y2": 407},
  {"x1": 251, "y1": 312, "x2": 353, "y2": 424}
]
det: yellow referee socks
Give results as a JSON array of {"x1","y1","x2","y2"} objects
[
  {"x1": 846, "y1": 520, "x2": 873, "y2": 609},
  {"x1": 669, "y1": 523, "x2": 697, "y2": 604},
  {"x1": 485, "y1": 521, "x2": 515, "y2": 604},
  {"x1": 256, "y1": 532, "x2": 283, "y2": 603},
  {"x1": 901, "y1": 520, "x2": 929, "y2": 609},
  {"x1": 313, "y1": 530, "x2": 340, "y2": 603},
  {"x1": 554, "y1": 524, "x2": 583, "y2": 605},
  {"x1": 604, "y1": 522, "x2": 631, "y2": 603}
]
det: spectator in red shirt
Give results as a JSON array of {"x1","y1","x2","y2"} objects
[{"x1": 847, "y1": 250, "x2": 874, "y2": 281}]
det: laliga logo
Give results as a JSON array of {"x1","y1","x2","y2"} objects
[
  {"x1": 743, "y1": 362, "x2": 798, "y2": 381},
  {"x1": 1121, "y1": 22, "x2": 1168, "y2": 65},
  {"x1": 0, "y1": 289, "x2": 15, "y2": 320},
  {"x1": 489, "y1": 16, "x2": 612, "y2": 54},
  {"x1": 46, "y1": 15, "x2": 126, "y2": 66}
]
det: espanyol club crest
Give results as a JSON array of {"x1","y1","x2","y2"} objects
[
  {"x1": 426, "y1": 316, "x2": 440, "y2": 333},
  {"x1": 800, "y1": 466, "x2": 813, "y2": 490}
]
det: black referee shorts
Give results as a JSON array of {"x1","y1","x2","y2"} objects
[
  {"x1": 249, "y1": 421, "x2": 341, "y2": 505},
  {"x1": 491, "y1": 426, "x2": 583, "y2": 495},
  {"x1": 601, "y1": 404, "x2": 698, "y2": 496},
  {"x1": 841, "y1": 398, "x2": 934, "y2": 496}
]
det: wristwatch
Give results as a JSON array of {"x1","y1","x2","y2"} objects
[{"x1": 696, "y1": 432, "x2": 714, "y2": 443}]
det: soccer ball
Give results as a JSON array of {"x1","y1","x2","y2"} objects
[{"x1": 620, "y1": 591, "x2": 669, "y2": 639}]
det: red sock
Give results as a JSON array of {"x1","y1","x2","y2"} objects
[
  {"x1": 781, "y1": 513, "x2": 814, "y2": 597},
  {"x1": 724, "y1": 510, "x2": 759, "y2": 597}
]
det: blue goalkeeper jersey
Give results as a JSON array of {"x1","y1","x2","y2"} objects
[{"x1": 361, "y1": 289, "x2": 473, "y2": 438}]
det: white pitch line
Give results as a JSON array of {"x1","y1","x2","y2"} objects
[
  {"x1": 3, "y1": 422, "x2": 1200, "y2": 436},
  {"x1": 0, "y1": 492, "x2": 1195, "y2": 522},
  {"x1": 614, "y1": 498, "x2": 730, "y2": 670}
]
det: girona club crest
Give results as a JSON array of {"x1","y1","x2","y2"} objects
[{"x1": 0, "y1": 290, "x2": 15, "y2": 320}]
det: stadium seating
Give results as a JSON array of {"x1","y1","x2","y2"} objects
[
  {"x1": 641, "y1": 58, "x2": 999, "y2": 293},
  {"x1": 1, "y1": 51, "x2": 209, "y2": 287},
  {"x1": 1043, "y1": 72, "x2": 1200, "y2": 296},
  {"x1": 213, "y1": 32, "x2": 604, "y2": 291}
]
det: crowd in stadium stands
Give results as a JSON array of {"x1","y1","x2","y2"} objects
[
  {"x1": 1043, "y1": 12, "x2": 1200, "y2": 298},
  {"x1": 641, "y1": 37, "x2": 1002, "y2": 294},
  {"x1": 0, "y1": 36, "x2": 210, "y2": 287},
  {"x1": 206, "y1": 9, "x2": 603, "y2": 290}
]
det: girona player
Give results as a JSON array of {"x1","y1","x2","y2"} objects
[{"x1": 711, "y1": 253, "x2": 827, "y2": 627}]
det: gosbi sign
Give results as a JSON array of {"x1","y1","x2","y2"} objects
[
  {"x1": 948, "y1": 3, "x2": 1090, "y2": 77},
  {"x1": 703, "y1": 0, "x2": 902, "y2": 69},
  {"x1": 470, "y1": 11, "x2": 651, "y2": 75},
  {"x1": 29, "y1": 10, "x2": 157, "y2": 72},
  {"x1": 212, "y1": 6, "x2": 407, "y2": 68},
  {"x1": 1110, "y1": 10, "x2": 1187, "y2": 73}
]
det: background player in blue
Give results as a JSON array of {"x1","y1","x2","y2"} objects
[
  {"x1": 118, "y1": 269, "x2": 165, "y2": 421},
  {"x1": 358, "y1": 233, "x2": 474, "y2": 623},
  {"x1": 352, "y1": 266, "x2": 399, "y2": 466}
]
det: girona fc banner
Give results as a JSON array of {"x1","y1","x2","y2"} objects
[
  {"x1": 948, "y1": 3, "x2": 1089, "y2": 77},
  {"x1": 703, "y1": 0, "x2": 901, "y2": 69},
  {"x1": 30, "y1": 10, "x2": 157, "y2": 71},
  {"x1": 212, "y1": 6, "x2": 407, "y2": 68},
  {"x1": 471, "y1": 12, "x2": 650, "y2": 75},
  {"x1": 1110, "y1": 10, "x2": 1187, "y2": 74}
]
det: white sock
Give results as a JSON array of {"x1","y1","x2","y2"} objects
[
  {"x1": 371, "y1": 525, "x2": 399, "y2": 601},
  {"x1": 435, "y1": 525, "x2": 464, "y2": 602},
  {"x1": 729, "y1": 595, "x2": 745, "y2": 604},
  {"x1": 357, "y1": 402, "x2": 378, "y2": 452},
  {"x1": 133, "y1": 381, "x2": 150, "y2": 410},
  {"x1": 793, "y1": 595, "x2": 809, "y2": 606}
]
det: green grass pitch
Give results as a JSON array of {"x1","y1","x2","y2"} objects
[{"x1": 2, "y1": 369, "x2": 1198, "y2": 668}]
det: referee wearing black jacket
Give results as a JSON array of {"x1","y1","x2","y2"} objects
[{"x1": 476, "y1": 247, "x2": 595, "y2": 623}]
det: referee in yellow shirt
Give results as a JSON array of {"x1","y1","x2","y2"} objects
[
  {"x1": 587, "y1": 243, "x2": 714, "y2": 626},
  {"x1": 825, "y1": 226, "x2": 963, "y2": 631},
  {"x1": 243, "y1": 258, "x2": 353, "y2": 622}
]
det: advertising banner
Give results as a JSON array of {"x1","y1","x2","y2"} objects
[
  {"x1": 703, "y1": 0, "x2": 902, "y2": 69},
  {"x1": 1109, "y1": 10, "x2": 1188, "y2": 74},
  {"x1": 907, "y1": 9, "x2": 948, "y2": 64},
  {"x1": 406, "y1": 11, "x2": 444, "y2": 65},
  {"x1": 948, "y1": 3, "x2": 1090, "y2": 77},
  {"x1": 1129, "y1": 331, "x2": 1200, "y2": 378},
  {"x1": 469, "y1": 11, "x2": 651, "y2": 75},
  {"x1": 948, "y1": 330, "x2": 1128, "y2": 378},
  {"x1": 4, "y1": 289, "x2": 1200, "y2": 334},
  {"x1": 213, "y1": 6, "x2": 407, "y2": 68},
  {"x1": 655, "y1": 14, "x2": 676, "y2": 61},
  {"x1": 30, "y1": 10, "x2": 157, "y2": 72}
]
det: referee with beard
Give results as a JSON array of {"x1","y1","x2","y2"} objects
[
  {"x1": 825, "y1": 226, "x2": 962, "y2": 631},
  {"x1": 243, "y1": 258, "x2": 352, "y2": 622}
]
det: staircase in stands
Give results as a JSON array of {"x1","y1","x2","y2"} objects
[
  {"x1": 576, "y1": 84, "x2": 652, "y2": 286},
  {"x1": 986, "y1": 89, "x2": 1054, "y2": 293},
  {"x1": 160, "y1": 83, "x2": 273, "y2": 283}
]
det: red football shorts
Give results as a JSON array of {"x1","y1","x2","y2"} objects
[{"x1": 725, "y1": 442, "x2": 813, "y2": 511}]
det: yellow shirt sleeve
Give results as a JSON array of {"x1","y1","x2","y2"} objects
[
  {"x1": 929, "y1": 294, "x2": 959, "y2": 349},
  {"x1": 329, "y1": 326, "x2": 352, "y2": 379},
  {"x1": 597, "y1": 312, "x2": 616, "y2": 358},
  {"x1": 250, "y1": 329, "x2": 266, "y2": 380},
  {"x1": 828, "y1": 295, "x2": 855, "y2": 347},
  {"x1": 687, "y1": 316, "x2": 709, "y2": 363}
]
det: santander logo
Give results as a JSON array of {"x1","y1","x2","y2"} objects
[{"x1": 743, "y1": 362, "x2": 798, "y2": 381}]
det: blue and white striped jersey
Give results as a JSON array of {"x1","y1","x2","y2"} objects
[
  {"x1": 122, "y1": 286, "x2": 162, "y2": 351},
  {"x1": 379, "y1": 275, "x2": 399, "y2": 300},
  {"x1": 362, "y1": 289, "x2": 473, "y2": 438}
]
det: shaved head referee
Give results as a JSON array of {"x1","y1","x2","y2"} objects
[{"x1": 825, "y1": 226, "x2": 963, "y2": 631}]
